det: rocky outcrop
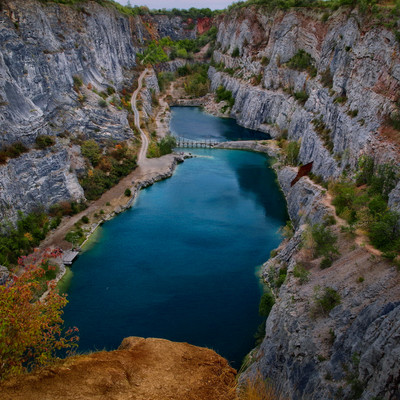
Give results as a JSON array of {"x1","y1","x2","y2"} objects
[
  {"x1": 0, "y1": 0, "x2": 197, "y2": 221},
  {"x1": 210, "y1": 7, "x2": 400, "y2": 183},
  {"x1": 0, "y1": 336, "x2": 236, "y2": 400},
  {"x1": 227, "y1": 141, "x2": 400, "y2": 399},
  {"x1": 140, "y1": 69, "x2": 160, "y2": 120},
  {"x1": 0, "y1": 147, "x2": 84, "y2": 222}
]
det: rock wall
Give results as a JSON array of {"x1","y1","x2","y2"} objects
[
  {"x1": 235, "y1": 153, "x2": 400, "y2": 400},
  {"x1": 210, "y1": 6, "x2": 400, "y2": 183},
  {"x1": 0, "y1": 0, "x2": 196, "y2": 221},
  {"x1": 212, "y1": 8, "x2": 400, "y2": 399}
]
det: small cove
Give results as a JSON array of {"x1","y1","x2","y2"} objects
[{"x1": 62, "y1": 108, "x2": 287, "y2": 367}]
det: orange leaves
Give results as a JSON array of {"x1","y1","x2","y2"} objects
[{"x1": 0, "y1": 252, "x2": 79, "y2": 381}]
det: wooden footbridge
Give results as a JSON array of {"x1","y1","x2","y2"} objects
[{"x1": 174, "y1": 137, "x2": 221, "y2": 148}]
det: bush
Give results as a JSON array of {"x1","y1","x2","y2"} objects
[
  {"x1": 293, "y1": 264, "x2": 310, "y2": 284},
  {"x1": 35, "y1": 135, "x2": 55, "y2": 149},
  {"x1": 320, "y1": 257, "x2": 333, "y2": 269},
  {"x1": 369, "y1": 211, "x2": 400, "y2": 252},
  {"x1": 285, "y1": 140, "x2": 300, "y2": 166},
  {"x1": 124, "y1": 188, "x2": 132, "y2": 197},
  {"x1": 294, "y1": 90, "x2": 309, "y2": 105},
  {"x1": 232, "y1": 47, "x2": 240, "y2": 57},
  {"x1": 259, "y1": 291, "x2": 275, "y2": 317},
  {"x1": 275, "y1": 266, "x2": 287, "y2": 288},
  {"x1": 311, "y1": 223, "x2": 339, "y2": 259},
  {"x1": 98, "y1": 99, "x2": 107, "y2": 108},
  {"x1": 286, "y1": 50, "x2": 317, "y2": 77},
  {"x1": 215, "y1": 85, "x2": 235, "y2": 108},
  {"x1": 81, "y1": 140, "x2": 101, "y2": 167},
  {"x1": 313, "y1": 286, "x2": 341, "y2": 316},
  {"x1": 81, "y1": 215, "x2": 89, "y2": 224},
  {"x1": 159, "y1": 135, "x2": 177, "y2": 155},
  {"x1": 0, "y1": 211, "x2": 50, "y2": 267}
]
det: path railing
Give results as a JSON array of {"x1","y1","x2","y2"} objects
[{"x1": 174, "y1": 137, "x2": 221, "y2": 148}]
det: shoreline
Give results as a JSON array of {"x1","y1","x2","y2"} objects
[{"x1": 40, "y1": 152, "x2": 187, "y2": 296}]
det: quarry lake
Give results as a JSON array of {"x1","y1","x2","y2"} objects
[{"x1": 63, "y1": 108, "x2": 287, "y2": 367}]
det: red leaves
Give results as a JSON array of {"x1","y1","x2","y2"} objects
[{"x1": 0, "y1": 249, "x2": 79, "y2": 381}]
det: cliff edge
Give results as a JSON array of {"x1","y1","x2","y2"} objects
[{"x1": 0, "y1": 337, "x2": 236, "y2": 400}]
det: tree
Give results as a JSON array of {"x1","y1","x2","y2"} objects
[
  {"x1": 0, "y1": 249, "x2": 78, "y2": 381},
  {"x1": 259, "y1": 291, "x2": 275, "y2": 317}
]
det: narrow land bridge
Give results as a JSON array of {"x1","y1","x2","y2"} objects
[{"x1": 174, "y1": 137, "x2": 221, "y2": 148}]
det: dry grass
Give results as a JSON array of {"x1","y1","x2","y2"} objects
[{"x1": 235, "y1": 373, "x2": 287, "y2": 400}]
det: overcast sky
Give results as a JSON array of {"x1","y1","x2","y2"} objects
[{"x1": 116, "y1": 0, "x2": 234, "y2": 10}]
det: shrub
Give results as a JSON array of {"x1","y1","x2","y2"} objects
[
  {"x1": 124, "y1": 188, "x2": 132, "y2": 197},
  {"x1": 259, "y1": 291, "x2": 275, "y2": 317},
  {"x1": 261, "y1": 56, "x2": 269, "y2": 66},
  {"x1": 81, "y1": 140, "x2": 101, "y2": 167},
  {"x1": 98, "y1": 99, "x2": 107, "y2": 108},
  {"x1": 232, "y1": 47, "x2": 240, "y2": 57},
  {"x1": 312, "y1": 117, "x2": 334, "y2": 152},
  {"x1": 311, "y1": 223, "x2": 339, "y2": 259},
  {"x1": 0, "y1": 211, "x2": 50, "y2": 267},
  {"x1": 313, "y1": 286, "x2": 341, "y2": 316},
  {"x1": 81, "y1": 215, "x2": 89, "y2": 224},
  {"x1": 72, "y1": 75, "x2": 83, "y2": 90},
  {"x1": 35, "y1": 135, "x2": 55, "y2": 149},
  {"x1": 294, "y1": 90, "x2": 309, "y2": 105},
  {"x1": 369, "y1": 211, "x2": 400, "y2": 252},
  {"x1": 293, "y1": 264, "x2": 310, "y2": 284},
  {"x1": 215, "y1": 85, "x2": 235, "y2": 108},
  {"x1": 286, "y1": 49, "x2": 317, "y2": 77},
  {"x1": 274, "y1": 266, "x2": 287, "y2": 288},
  {"x1": 285, "y1": 140, "x2": 300, "y2": 166},
  {"x1": 347, "y1": 109, "x2": 358, "y2": 118},
  {"x1": 320, "y1": 257, "x2": 333, "y2": 269},
  {"x1": 281, "y1": 220, "x2": 294, "y2": 239},
  {"x1": 0, "y1": 142, "x2": 29, "y2": 162}
]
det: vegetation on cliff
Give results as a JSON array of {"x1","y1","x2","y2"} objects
[{"x1": 0, "y1": 250, "x2": 78, "y2": 381}]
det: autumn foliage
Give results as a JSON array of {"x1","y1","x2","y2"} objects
[{"x1": 0, "y1": 249, "x2": 78, "y2": 381}]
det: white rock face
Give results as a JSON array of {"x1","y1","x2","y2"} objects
[
  {"x1": 213, "y1": 7, "x2": 400, "y2": 400},
  {"x1": 0, "y1": 0, "x2": 195, "y2": 221},
  {"x1": 210, "y1": 7, "x2": 400, "y2": 187}
]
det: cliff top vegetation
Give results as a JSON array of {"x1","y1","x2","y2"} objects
[{"x1": 38, "y1": 0, "x2": 221, "y2": 18}]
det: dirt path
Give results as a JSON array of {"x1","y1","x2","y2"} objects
[
  {"x1": 131, "y1": 68, "x2": 150, "y2": 165},
  {"x1": 41, "y1": 68, "x2": 180, "y2": 252}
]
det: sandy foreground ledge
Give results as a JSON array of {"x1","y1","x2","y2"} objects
[{"x1": 0, "y1": 337, "x2": 237, "y2": 400}]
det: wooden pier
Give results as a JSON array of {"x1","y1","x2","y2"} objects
[
  {"x1": 175, "y1": 137, "x2": 221, "y2": 149},
  {"x1": 62, "y1": 250, "x2": 80, "y2": 265}
]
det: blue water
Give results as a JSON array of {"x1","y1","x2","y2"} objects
[
  {"x1": 170, "y1": 106, "x2": 270, "y2": 141},
  {"x1": 63, "y1": 109, "x2": 287, "y2": 367}
]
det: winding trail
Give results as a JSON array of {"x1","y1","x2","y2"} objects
[
  {"x1": 41, "y1": 68, "x2": 179, "y2": 252},
  {"x1": 131, "y1": 68, "x2": 150, "y2": 165}
]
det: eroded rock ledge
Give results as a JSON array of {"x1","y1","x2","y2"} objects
[{"x1": 0, "y1": 337, "x2": 236, "y2": 400}]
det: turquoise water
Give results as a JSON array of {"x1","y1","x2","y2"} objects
[
  {"x1": 63, "y1": 110, "x2": 287, "y2": 367},
  {"x1": 170, "y1": 106, "x2": 270, "y2": 141}
]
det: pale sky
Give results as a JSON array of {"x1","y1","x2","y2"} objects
[{"x1": 116, "y1": 0, "x2": 234, "y2": 10}]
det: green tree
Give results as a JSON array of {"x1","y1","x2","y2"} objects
[
  {"x1": 259, "y1": 291, "x2": 275, "y2": 317},
  {"x1": 81, "y1": 140, "x2": 101, "y2": 167},
  {"x1": 311, "y1": 223, "x2": 339, "y2": 259}
]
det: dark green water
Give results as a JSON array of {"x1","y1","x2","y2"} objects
[
  {"x1": 63, "y1": 109, "x2": 287, "y2": 367},
  {"x1": 170, "y1": 106, "x2": 270, "y2": 141}
]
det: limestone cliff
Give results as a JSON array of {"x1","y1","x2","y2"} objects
[
  {"x1": 209, "y1": 6, "x2": 400, "y2": 183},
  {"x1": 210, "y1": 7, "x2": 400, "y2": 399},
  {"x1": 0, "y1": 0, "x2": 196, "y2": 222}
]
